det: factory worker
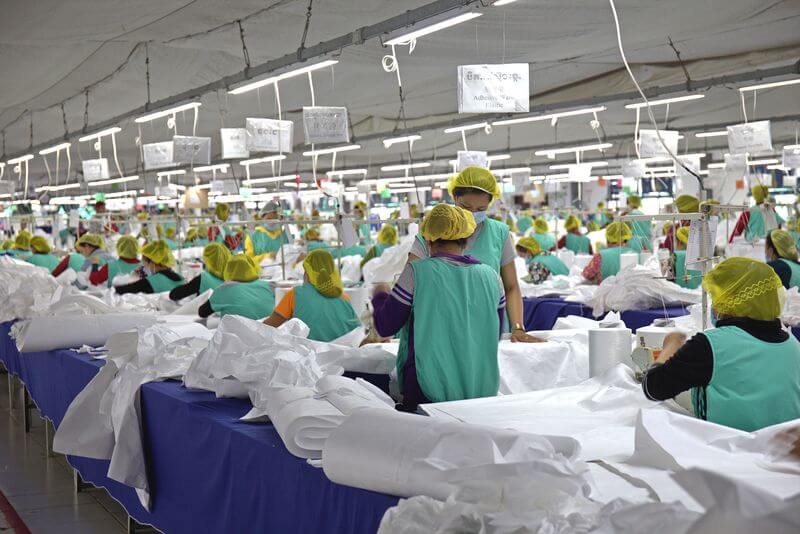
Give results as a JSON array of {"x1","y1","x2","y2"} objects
[
  {"x1": 671, "y1": 227, "x2": 701, "y2": 289},
  {"x1": 187, "y1": 226, "x2": 210, "y2": 247},
  {"x1": 8, "y1": 231, "x2": 33, "y2": 260},
  {"x1": 199, "y1": 254, "x2": 274, "y2": 320},
  {"x1": 210, "y1": 203, "x2": 241, "y2": 250},
  {"x1": 245, "y1": 200, "x2": 288, "y2": 262},
  {"x1": 408, "y1": 167, "x2": 536, "y2": 343},
  {"x1": 765, "y1": 229, "x2": 800, "y2": 290},
  {"x1": 581, "y1": 222, "x2": 636, "y2": 283},
  {"x1": 557, "y1": 215, "x2": 592, "y2": 254},
  {"x1": 516, "y1": 236, "x2": 569, "y2": 282},
  {"x1": 528, "y1": 217, "x2": 556, "y2": 251},
  {"x1": 263, "y1": 249, "x2": 359, "y2": 341},
  {"x1": 660, "y1": 194, "x2": 699, "y2": 251},
  {"x1": 593, "y1": 202, "x2": 610, "y2": 227},
  {"x1": 353, "y1": 201, "x2": 372, "y2": 244},
  {"x1": 88, "y1": 235, "x2": 142, "y2": 287},
  {"x1": 0, "y1": 240, "x2": 12, "y2": 254},
  {"x1": 729, "y1": 184, "x2": 784, "y2": 243},
  {"x1": 361, "y1": 225, "x2": 399, "y2": 267},
  {"x1": 643, "y1": 257, "x2": 800, "y2": 432},
  {"x1": 169, "y1": 242, "x2": 231, "y2": 301},
  {"x1": 162, "y1": 226, "x2": 179, "y2": 250},
  {"x1": 115, "y1": 240, "x2": 184, "y2": 294},
  {"x1": 372, "y1": 204, "x2": 507, "y2": 411},
  {"x1": 26, "y1": 237, "x2": 60, "y2": 271},
  {"x1": 516, "y1": 210, "x2": 533, "y2": 236},
  {"x1": 624, "y1": 195, "x2": 651, "y2": 251},
  {"x1": 50, "y1": 233, "x2": 110, "y2": 277}
]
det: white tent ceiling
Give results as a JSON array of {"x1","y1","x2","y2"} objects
[{"x1": 0, "y1": 0, "x2": 798, "y2": 192}]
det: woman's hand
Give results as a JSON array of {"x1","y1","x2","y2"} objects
[{"x1": 511, "y1": 328, "x2": 545, "y2": 343}]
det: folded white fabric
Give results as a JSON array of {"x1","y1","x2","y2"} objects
[
  {"x1": 497, "y1": 338, "x2": 589, "y2": 394},
  {"x1": 11, "y1": 314, "x2": 158, "y2": 352},
  {"x1": 0, "y1": 257, "x2": 63, "y2": 321}
]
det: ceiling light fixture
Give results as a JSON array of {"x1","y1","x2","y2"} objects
[
  {"x1": 229, "y1": 60, "x2": 339, "y2": 95},
  {"x1": 382, "y1": 134, "x2": 421, "y2": 148},
  {"x1": 86, "y1": 175, "x2": 140, "y2": 187},
  {"x1": 302, "y1": 144, "x2": 361, "y2": 157},
  {"x1": 385, "y1": 13, "x2": 482, "y2": 46},
  {"x1": 239, "y1": 155, "x2": 287, "y2": 166},
  {"x1": 624, "y1": 94, "x2": 704, "y2": 109},
  {"x1": 739, "y1": 78, "x2": 800, "y2": 92},
  {"x1": 193, "y1": 163, "x2": 230, "y2": 173},
  {"x1": 38, "y1": 142, "x2": 71, "y2": 155},
  {"x1": 380, "y1": 162, "x2": 431, "y2": 172},
  {"x1": 534, "y1": 143, "x2": 612, "y2": 157},
  {"x1": 78, "y1": 127, "x2": 122, "y2": 143},
  {"x1": 135, "y1": 102, "x2": 201, "y2": 123},
  {"x1": 493, "y1": 106, "x2": 606, "y2": 127},
  {"x1": 326, "y1": 169, "x2": 368, "y2": 177},
  {"x1": 443, "y1": 122, "x2": 488, "y2": 134},
  {"x1": 694, "y1": 130, "x2": 728, "y2": 138}
]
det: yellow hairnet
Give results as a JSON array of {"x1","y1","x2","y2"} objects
[
  {"x1": 770, "y1": 229, "x2": 799, "y2": 261},
  {"x1": 597, "y1": 202, "x2": 605, "y2": 209},
  {"x1": 447, "y1": 167, "x2": 500, "y2": 203},
  {"x1": 116, "y1": 236, "x2": 139, "y2": 260},
  {"x1": 165, "y1": 227, "x2": 176, "y2": 238},
  {"x1": 223, "y1": 254, "x2": 259, "y2": 282},
  {"x1": 703, "y1": 257, "x2": 784, "y2": 321},
  {"x1": 675, "y1": 194, "x2": 699, "y2": 213},
  {"x1": 605, "y1": 222, "x2": 633, "y2": 244},
  {"x1": 30, "y1": 236, "x2": 51, "y2": 254},
  {"x1": 420, "y1": 204, "x2": 477, "y2": 241},
  {"x1": 136, "y1": 212, "x2": 148, "y2": 221},
  {"x1": 516, "y1": 236, "x2": 541, "y2": 256},
  {"x1": 203, "y1": 242, "x2": 231, "y2": 279},
  {"x1": 627, "y1": 195, "x2": 642, "y2": 209},
  {"x1": 662, "y1": 221, "x2": 674, "y2": 235},
  {"x1": 76, "y1": 233, "x2": 105, "y2": 249},
  {"x1": 377, "y1": 224, "x2": 398, "y2": 245},
  {"x1": 700, "y1": 199, "x2": 719, "y2": 208},
  {"x1": 304, "y1": 227, "x2": 321, "y2": 241},
  {"x1": 676, "y1": 226, "x2": 690, "y2": 245},
  {"x1": 1, "y1": 240, "x2": 12, "y2": 251},
  {"x1": 751, "y1": 184, "x2": 770, "y2": 204},
  {"x1": 303, "y1": 249, "x2": 343, "y2": 298},
  {"x1": 587, "y1": 221, "x2": 600, "y2": 232},
  {"x1": 215, "y1": 203, "x2": 230, "y2": 222},
  {"x1": 534, "y1": 217, "x2": 549, "y2": 233},
  {"x1": 353, "y1": 201, "x2": 367, "y2": 212},
  {"x1": 565, "y1": 215, "x2": 580, "y2": 231},
  {"x1": 187, "y1": 228, "x2": 198, "y2": 241},
  {"x1": 141, "y1": 240, "x2": 175, "y2": 267},
  {"x1": 14, "y1": 231, "x2": 32, "y2": 250}
]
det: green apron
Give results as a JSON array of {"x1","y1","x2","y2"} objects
[
  {"x1": 516, "y1": 216, "x2": 532, "y2": 235},
  {"x1": 10, "y1": 250, "x2": 32, "y2": 261},
  {"x1": 465, "y1": 218, "x2": 509, "y2": 274},
  {"x1": 530, "y1": 254, "x2": 569, "y2": 277},
  {"x1": 599, "y1": 246, "x2": 636, "y2": 280},
  {"x1": 397, "y1": 258, "x2": 500, "y2": 403},
  {"x1": 565, "y1": 232, "x2": 591, "y2": 254},
  {"x1": 106, "y1": 259, "x2": 142, "y2": 287},
  {"x1": 532, "y1": 232, "x2": 556, "y2": 252},
  {"x1": 68, "y1": 253, "x2": 85, "y2": 271},
  {"x1": 626, "y1": 235, "x2": 648, "y2": 253},
  {"x1": 359, "y1": 223, "x2": 372, "y2": 245},
  {"x1": 250, "y1": 228, "x2": 287, "y2": 255},
  {"x1": 777, "y1": 258, "x2": 800, "y2": 289},
  {"x1": 628, "y1": 209, "x2": 652, "y2": 242},
  {"x1": 294, "y1": 283, "x2": 360, "y2": 342},
  {"x1": 27, "y1": 253, "x2": 60, "y2": 271},
  {"x1": 209, "y1": 280, "x2": 275, "y2": 320},
  {"x1": 147, "y1": 271, "x2": 185, "y2": 293},
  {"x1": 199, "y1": 271, "x2": 224, "y2": 293},
  {"x1": 692, "y1": 326, "x2": 800, "y2": 431},
  {"x1": 164, "y1": 238, "x2": 178, "y2": 250},
  {"x1": 191, "y1": 238, "x2": 210, "y2": 247},
  {"x1": 673, "y1": 250, "x2": 702, "y2": 289}
]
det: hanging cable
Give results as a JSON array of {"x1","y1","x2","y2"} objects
[
  {"x1": 299, "y1": 0, "x2": 314, "y2": 54},
  {"x1": 740, "y1": 91, "x2": 748, "y2": 123},
  {"x1": 145, "y1": 42, "x2": 152, "y2": 105},
  {"x1": 237, "y1": 20, "x2": 252, "y2": 72},
  {"x1": 83, "y1": 90, "x2": 90, "y2": 133},
  {"x1": 111, "y1": 131, "x2": 125, "y2": 179}
]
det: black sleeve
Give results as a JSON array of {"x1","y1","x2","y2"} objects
[
  {"x1": 642, "y1": 332, "x2": 714, "y2": 401},
  {"x1": 168, "y1": 275, "x2": 202, "y2": 301},
  {"x1": 115, "y1": 278, "x2": 155, "y2": 295},
  {"x1": 768, "y1": 260, "x2": 792, "y2": 289},
  {"x1": 198, "y1": 300, "x2": 214, "y2": 318}
]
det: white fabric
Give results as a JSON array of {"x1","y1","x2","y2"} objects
[
  {"x1": 0, "y1": 256, "x2": 63, "y2": 321},
  {"x1": 362, "y1": 240, "x2": 413, "y2": 285},
  {"x1": 11, "y1": 313, "x2": 158, "y2": 352},
  {"x1": 781, "y1": 286, "x2": 800, "y2": 326}
]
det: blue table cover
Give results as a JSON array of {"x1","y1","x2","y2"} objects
[
  {"x1": 0, "y1": 321, "x2": 398, "y2": 533},
  {"x1": 523, "y1": 297, "x2": 691, "y2": 332}
]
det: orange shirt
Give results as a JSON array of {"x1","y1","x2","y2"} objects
[{"x1": 274, "y1": 287, "x2": 351, "y2": 319}]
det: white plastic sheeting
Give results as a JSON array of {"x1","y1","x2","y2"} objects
[
  {"x1": 11, "y1": 313, "x2": 158, "y2": 353},
  {"x1": 0, "y1": 256, "x2": 63, "y2": 322},
  {"x1": 362, "y1": 240, "x2": 414, "y2": 285}
]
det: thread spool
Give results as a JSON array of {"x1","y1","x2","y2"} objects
[{"x1": 589, "y1": 327, "x2": 633, "y2": 377}]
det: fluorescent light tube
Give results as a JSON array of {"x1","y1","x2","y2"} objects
[
  {"x1": 229, "y1": 60, "x2": 339, "y2": 95},
  {"x1": 739, "y1": 78, "x2": 800, "y2": 92},
  {"x1": 549, "y1": 161, "x2": 608, "y2": 170},
  {"x1": 747, "y1": 158, "x2": 780, "y2": 166},
  {"x1": 695, "y1": 130, "x2": 728, "y2": 138},
  {"x1": 443, "y1": 122, "x2": 488, "y2": 134},
  {"x1": 624, "y1": 94, "x2": 704, "y2": 109},
  {"x1": 35, "y1": 183, "x2": 82, "y2": 193},
  {"x1": 38, "y1": 142, "x2": 71, "y2": 155},
  {"x1": 78, "y1": 127, "x2": 121, "y2": 143},
  {"x1": 193, "y1": 163, "x2": 229, "y2": 173},
  {"x1": 534, "y1": 143, "x2": 612, "y2": 156},
  {"x1": 382, "y1": 134, "x2": 421, "y2": 148},
  {"x1": 326, "y1": 168, "x2": 368, "y2": 177},
  {"x1": 156, "y1": 170, "x2": 186, "y2": 177},
  {"x1": 490, "y1": 167, "x2": 532, "y2": 175},
  {"x1": 493, "y1": 0, "x2": 520, "y2": 5},
  {"x1": 242, "y1": 175, "x2": 296, "y2": 185},
  {"x1": 87, "y1": 176, "x2": 140, "y2": 187},
  {"x1": 135, "y1": 102, "x2": 201, "y2": 123},
  {"x1": 493, "y1": 106, "x2": 606, "y2": 127},
  {"x1": 385, "y1": 13, "x2": 481, "y2": 46},
  {"x1": 380, "y1": 162, "x2": 431, "y2": 172},
  {"x1": 239, "y1": 155, "x2": 287, "y2": 166},
  {"x1": 7, "y1": 154, "x2": 34, "y2": 164},
  {"x1": 302, "y1": 144, "x2": 361, "y2": 157}
]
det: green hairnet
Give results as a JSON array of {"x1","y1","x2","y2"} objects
[
  {"x1": 751, "y1": 184, "x2": 770, "y2": 205},
  {"x1": 676, "y1": 226, "x2": 690, "y2": 245},
  {"x1": 303, "y1": 249, "x2": 343, "y2": 298},
  {"x1": 702, "y1": 257, "x2": 784, "y2": 321},
  {"x1": 30, "y1": 236, "x2": 51, "y2": 254},
  {"x1": 516, "y1": 236, "x2": 541, "y2": 256},
  {"x1": 203, "y1": 242, "x2": 231, "y2": 279},
  {"x1": 627, "y1": 195, "x2": 642, "y2": 209},
  {"x1": 420, "y1": 204, "x2": 476, "y2": 241},
  {"x1": 770, "y1": 229, "x2": 799, "y2": 261},
  {"x1": 14, "y1": 231, "x2": 32, "y2": 250},
  {"x1": 116, "y1": 236, "x2": 139, "y2": 260},
  {"x1": 223, "y1": 254, "x2": 259, "y2": 282},
  {"x1": 377, "y1": 225, "x2": 398, "y2": 245},
  {"x1": 675, "y1": 194, "x2": 699, "y2": 213},
  {"x1": 447, "y1": 167, "x2": 500, "y2": 203},
  {"x1": 534, "y1": 217, "x2": 549, "y2": 234},
  {"x1": 215, "y1": 203, "x2": 230, "y2": 222},
  {"x1": 76, "y1": 233, "x2": 105, "y2": 249},
  {"x1": 141, "y1": 240, "x2": 175, "y2": 267},
  {"x1": 597, "y1": 202, "x2": 605, "y2": 209},
  {"x1": 605, "y1": 222, "x2": 633, "y2": 244},
  {"x1": 565, "y1": 215, "x2": 580, "y2": 231}
]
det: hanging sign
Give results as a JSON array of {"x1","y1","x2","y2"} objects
[
  {"x1": 724, "y1": 153, "x2": 747, "y2": 181},
  {"x1": 456, "y1": 150, "x2": 488, "y2": 171},
  {"x1": 783, "y1": 145, "x2": 800, "y2": 169},
  {"x1": 211, "y1": 180, "x2": 238, "y2": 195},
  {"x1": 245, "y1": 118, "x2": 294, "y2": 153},
  {"x1": 568, "y1": 163, "x2": 593, "y2": 182},
  {"x1": 622, "y1": 159, "x2": 647, "y2": 179},
  {"x1": 638, "y1": 130, "x2": 679, "y2": 158},
  {"x1": 220, "y1": 128, "x2": 249, "y2": 159},
  {"x1": 155, "y1": 184, "x2": 179, "y2": 198},
  {"x1": 172, "y1": 136, "x2": 211, "y2": 165},
  {"x1": 727, "y1": 121, "x2": 772, "y2": 155},
  {"x1": 183, "y1": 187, "x2": 208, "y2": 209},
  {"x1": 457, "y1": 64, "x2": 529, "y2": 113},
  {"x1": 511, "y1": 170, "x2": 530, "y2": 193},
  {"x1": 302, "y1": 107, "x2": 350, "y2": 144},
  {"x1": 81, "y1": 158, "x2": 110, "y2": 182},
  {"x1": 142, "y1": 141, "x2": 175, "y2": 170}
]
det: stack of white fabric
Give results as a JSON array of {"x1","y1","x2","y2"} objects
[{"x1": 0, "y1": 256, "x2": 63, "y2": 322}]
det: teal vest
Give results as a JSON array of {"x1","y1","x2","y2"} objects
[
  {"x1": 147, "y1": 271, "x2": 185, "y2": 293},
  {"x1": 626, "y1": 235, "x2": 648, "y2": 253},
  {"x1": 106, "y1": 258, "x2": 142, "y2": 287},
  {"x1": 251, "y1": 229, "x2": 287, "y2": 255},
  {"x1": 530, "y1": 254, "x2": 569, "y2": 277},
  {"x1": 27, "y1": 253, "x2": 60, "y2": 271},
  {"x1": 673, "y1": 250, "x2": 701, "y2": 289},
  {"x1": 164, "y1": 238, "x2": 178, "y2": 250},
  {"x1": 294, "y1": 283, "x2": 359, "y2": 342},
  {"x1": 199, "y1": 271, "x2": 224, "y2": 294},
  {"x1": 790, "y1": 231, "x2": 800, "y2": 250},
  {"x1": 516, "y1": 216, "x2": 532, "y2": 235},
  {"x1": 68, "y1": 253, "x2": 85, "y2": 271},
  {"x1": 532, "y1": 232, "x2": 556, "y2": 252},
  {"x1": 745, "y1": 207, "x2": 766, "y2": 242},
  {"x1": 359, "y1": 223, "x2": 372, "y2": 245},
  {"x1": 397, "y1": 258, "x2": 500, "y2": 403},
  {"x1": 209, "y1": 280, "x2": 275, "y2": 320},
  {"x1": 11, "y1": 250, "x2": 32, "y2": 261},
  {"x1": 565, "y1": 232, "x2": 591, "y2": 254},
  {"x1": 628, "y1": 210, "x2": 652, "y2": 242},
  {"x1": 692, "y1": 326, "x2": 800, "y2": 432},
  {"x1": 777, "y1": 258, "x2": 800, "y2": 289},
  {"x1": 191, "y1": 238, "x2": 210, "y2": 247},
  {"x1": 599, "y1": 246, "x2": 636, "y2": 280},
  {"x1": 465, "y1": 218, "x2": 509, "y2": 274}
]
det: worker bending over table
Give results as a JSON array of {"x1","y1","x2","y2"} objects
[
  {"x1": 115, "y1": 240, "x2": 184, "y2": 294},
  {"x1": 557, "y1": 215, "x2": 592, "y2": 254},
  {"x1": 169, "y1": 242, "x2": 230, "y2": 300},
  {"x1": 765, "y1": 229, "x2": 800, "y2": 290},
  {"x1": 642, "y1": 257, "x2": 800, "y2": 432},
  {"x1": 26, "y1": 236, "x2": 60, "y2": 271},
  {"x1": 581, "y1": 222, "x2": 636, "y2": 283},
  {"x1": 729, "y1": 184, "x2": 784, "y2": 242},
  {"x1": 200, "y1": 254, "x2": 274, "y2": 320},
  {"x1": 87, "y1": 235, "x2": 141, "y2": 287},
  {"x1": 516, "y1": 236, "x2": 569, "y2": 282},
  {"x1": 361, "y1": 225, "x2": 399, "y2": 267}
]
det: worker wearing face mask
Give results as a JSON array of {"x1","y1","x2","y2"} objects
[
  {"x1": 169, "y1": 242, "x2": 231, "y2": 300},
  {"x1": 516, "y1": 236, "x2": 569, "y2": 282},
  {"x1": 557, "y1": 215, "x2": 592, "y2": 254},
  {"x1": 199, "y1": 254, "x2": 274, "y2": 320},
  {"x1": 729, "y1": 184, "x2": 785, "y2": 243},
  {"x1": 245, "y1": 200, "x2": 289, "y2": 263},
  {"x1": 26, "y1": 236, "x2": 60, "y2": 271},
  {"x1": 408, "y1": 167, "x2": 540, "y2": 343},
  {"x1": 765, "y1": 229, "x2": 800, "y2": 290},
  {"x1": 115, "y1": 240, "x2": 184, "y2": 294},
  {"x1": 643, "y1": 257, "x2": 800, "y2": 432}
]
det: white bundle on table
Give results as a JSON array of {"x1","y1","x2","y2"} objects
[
  {"x1": 0, "y1": 256, "x2": 62, "y2": 322},
  {"x1": 362, "y1": 240, "x2": 413, "y2": 284},
  {"x1": 497, "y1": 335, "x2": 590, "y2": 394}
]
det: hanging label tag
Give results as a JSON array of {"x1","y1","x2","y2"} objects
[
  {"x1": 172, "y1": 136, "x2": 211, "y2": 165},
  {"x1": 457, "y1": 64, "x2": 529, "y2": 113},
  {"x1": 211, "y1": 180, "x2": 238, "y2": 195},
  {"x1": 456, "y1": 150, "x2": 488, "y2": 171},
  {"x1": 638, "y1": 130, "x2": 680, "y2": 158},
  {"x1": 246, "y1": 118, "x2": 294, "y2": 152},
  {"x1": 81, "y1": 158, "x2": 110, "y2": 182},
  {"x1": 68, "y1": 210, "x2": 80, "y2": 229},
  {"x1": 685, "y1": 218, "x2": 717, "y2": 269},
  {"x1": 511, "y1": 169, "x2": 530, "y2": 193},
  {"x1": 727, "y1": 121, "x2": 772, "y2": 155},
  {"x1": 783, "y1": 145, "x2": 800, "y2": 168},
  {"x1": 622, "y1": 159, "x2": 647, "y2": 179},
  {"x1": 155, "y1": 184, "x2": 179, "y2": 198},
  {"x1": 568, "y1": 163, "x2": 593, "y2": 182},
  {"x1": 337, "y1": 217, "x2": 359, "y2": 248},
  {"x1": 220, "y1": 128, "x2": 250, "y2": 159},
  {"x1": 142, "y1": 141, "x2": 175, "y2": 170},
  {"x1": 302, "y1": 107, "x2": 350, "y2": 144}
]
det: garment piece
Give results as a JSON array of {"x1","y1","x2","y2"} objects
[
  {"x1": 291, "y1": 284, "x2": 359, "y2": 341},
  {"x1": 208, "y1": 280, "x2": 275, "y2": 320},
  {"x1": 360, "y1": 243, "x2": 392, "y2": 267},
  {"x1": 674, "y1": 250, "x2": 702, "y2": 289}
]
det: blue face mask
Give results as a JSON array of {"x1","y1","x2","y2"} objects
[{"x1": 472, "y1": 211, "x2": 488, "y2": 224}]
